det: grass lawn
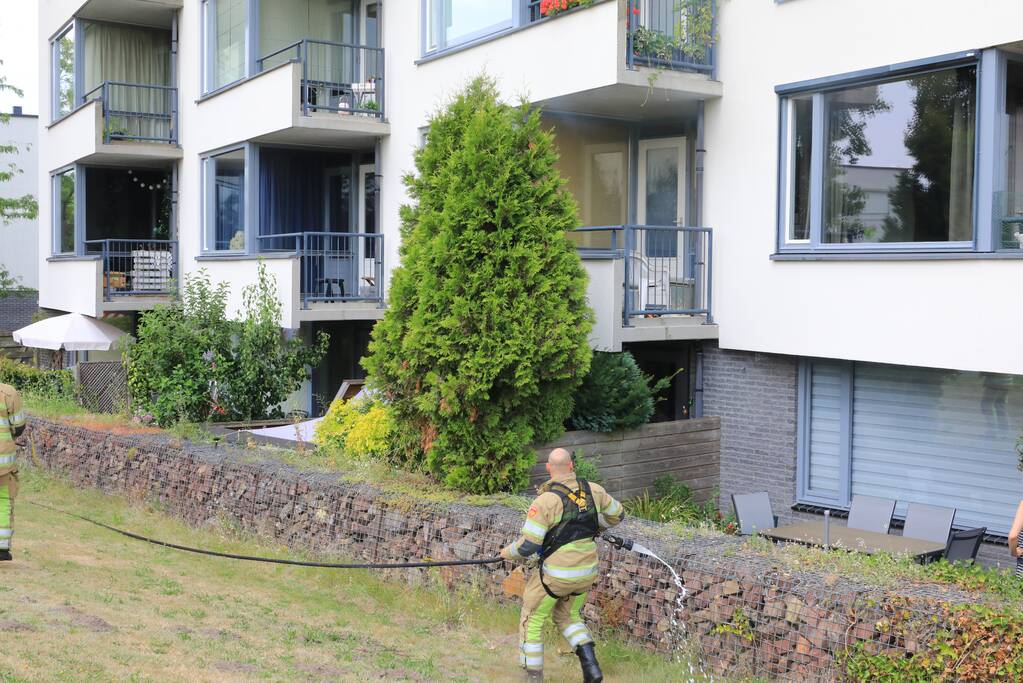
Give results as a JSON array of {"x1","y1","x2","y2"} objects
[{"x1": 0, "y1": 469, "x2": 697, "y2": 682}]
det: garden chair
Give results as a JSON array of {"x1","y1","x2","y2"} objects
[
  {"x1": 902, "y1": 502, "x2": 956, "y2": 545},
  {"x1": 731, "y1": 492, "x2": 778, "y2": 536},
  {"x1": 846, "y1": 494, "x2": 896, "y2": 534},
  {"x1": 943, "y1": 527, "x2": 986, "y2": 564}
]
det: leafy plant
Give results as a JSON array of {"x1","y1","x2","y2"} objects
[
  {"x1": 712, "y1": 607, "x2": 756, "y2": 644},
  {"x1": 231, "y1": 262, "x2": 329, "y2": 421},
  {"x1": 624, "y1": 475, "x2": 718, "y2": 526},
  {"x1": 569, "y1": 351, "x2": 670, "y2": 433},
  {"x1": 0, "y1": 357, "x2": 74, "y2": 399},
  {"x1": 841, "y1": 603, "x2": 1023, "y2": 682},
  {"x1": 571, "y1": 450, "x2": 603, "y2": 485},
  {"x1": 362, "y1": 76, "x2": 593, "y2": 494},
  {"x1": 315, "y1": 397, "x2": 395, "y2": 461},
  {"x1": 630, "y1": 1, "x2": 715, "y2": 63},
  {"x1": 126, "y1": 266, "x2": 327, "y2": 426}
]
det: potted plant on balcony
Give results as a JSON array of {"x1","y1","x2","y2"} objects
[
  {"x1": 629, "y1": 0, "x2": 715, "y2": 64},
  {"x1": 540, "y1": 0, "x2": 594, "y2": 16}
]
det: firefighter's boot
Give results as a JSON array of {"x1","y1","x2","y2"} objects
[{"x1": 576, "y1": 642, "x2": 603, "y2": 683}]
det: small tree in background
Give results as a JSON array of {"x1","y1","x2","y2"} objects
[
  {"x1": 364, "y1": 76, "x2": 592, "y2": 494},
  {"x1": 569, "y1": 351, "x2": 671, "y2": 433},
  {"x1": 127, "y1": 266, "x2": 327, "y2": 425},
  {"x1": 232, "y1": 262, "x2": 329, "y2": 421},
  {"x1": 0, "y1": 63, "x2": 38, "y2": 226}
]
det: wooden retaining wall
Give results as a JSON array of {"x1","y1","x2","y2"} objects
[{"x1": 532, "y1": 417, "x2": 720, "y2": 502}]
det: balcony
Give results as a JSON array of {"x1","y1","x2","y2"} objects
[
  {"x1": 574, "y1": 225, "x2": 716, "y2": 350},
  {"x1": 258, "y1": 39, "x2": 384, "y2": 120},
  {"x1": 82, "y1": 81, "x2": 177, "y2": 145},
  {"x1": 417, "y1": 0, "x2": 718, "y2": 121},
  {"x1": 257, "y1": 232, "x2": 384, "y2": 321},
  {"x1": 85, "y1": 239, "x2": 178, "y2": 303}
]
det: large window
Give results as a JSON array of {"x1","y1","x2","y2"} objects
[
  {"x1": 425, "y1": 0, "x2": 514, "y2": 53},
  {"x1": 779, "y1": 59, "x2": 979, "y2": 251},
  {"x1": 53, "y1": 168, "x2": 77, "y2": 255},
  {"x1": 203, "y1": 0, "x2": 248, "y2": 92},
  {"x1": 997, "y1": 59, "x2": 1023, "y2": 251},
  {"x1": 52, "y1": 23, "x2": 76, "y2": 119},
  {"x1": 203, "y1": 149, "x2": 247, "y2": 251},
  {"x1": 798, "y1": 360, "x2": 1023, "y2": 536}
]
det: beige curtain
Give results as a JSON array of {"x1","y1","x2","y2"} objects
[
  {"x1": 948, "y1": 81, "x2": 975, "y2": 242},
  {"x1": 83, "y1": 23, "x2": 171, "y2": 140}
]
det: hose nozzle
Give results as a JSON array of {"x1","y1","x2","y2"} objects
[{"x1": 602, "y1": 533, "x2": 633, "y2": 551}]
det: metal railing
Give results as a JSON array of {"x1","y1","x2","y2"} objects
[
  {"x1": 994, "y1": 190, "x2": 1023, "y2": 250},
  {"x1": 257, "y1": 231, "x2": 384, "y2": 307},
  {"x1": 626, "y1": 0, "x2": 715, "y2": 75},
  {"x1": 81, "y1": 81, "x2": 177, "y2": 144},
  {"x1": 84, "y1": 239, "x2": 177, "y2": 300},
  {"x1": 574, "y1": 225, "x2": 713, "y2": 325},
  {"x1": 257, "y1": 39, "x2": 385, "y2": 119}
]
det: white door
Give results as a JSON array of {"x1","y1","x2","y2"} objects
[
  {"x1": 636, "y1": 137, "x2": 687, "y2": 311},
  {"x1": 357, "y1": 163, "x2": 377, "y2": 296}
]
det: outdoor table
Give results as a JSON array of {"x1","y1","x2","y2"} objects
[{"x1": 760, "y1": 521, "x2": 946, "y2": 561}]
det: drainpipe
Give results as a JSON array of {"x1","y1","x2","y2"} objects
[
  {"x1": 695, "y1": 99, "x2": 705, "y2": 229},
  {"x1": 374, "y1": 136, "x2": 384, "y2": 308},
  {"x1": 693, "y1": 348, "x2": 704, "y2": 418},
  {"x1": 171, "y1": 13, "x2": 179, "y2": 145}
]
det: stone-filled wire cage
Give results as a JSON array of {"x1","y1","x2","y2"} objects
[{"x1": 21, "y1": 418, "x2": 1012, "y2": 682}]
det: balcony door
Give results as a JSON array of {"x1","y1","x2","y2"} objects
[
  {"x1": 316, "y1": 166, "x2": 354, "y2": 300},
  {"x1": 635, "y1": 137, "x2": 687, "y2": 311},
  {"x1": 356, "y1": 164, "x2": 378, "y2": 298}
]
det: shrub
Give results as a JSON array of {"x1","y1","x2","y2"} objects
[
  {"x1": 127, "y1": 265, "x2": 327, "y2": 426},
  {"x1": 0, "y1": 357, "x2": 74, "y2": 399},
  {"x1": 314, "y1": 398, "x2": 394, "y2": 460},
  {"x1": 624, "y1": 475, "x2": 718, "y2": 526},
  {"x1": 362, "y1": 76, "x2": 592, "y2": 494},
  {"x1": 569, "y1": 351, "x2": 670, "y2": 433},
  {"x1": 570, "y1": 450, "x2": 603, "y2": 485}
]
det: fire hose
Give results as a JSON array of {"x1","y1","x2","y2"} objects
[{"x1": 28, "y1": 501, "x2": 641, "y2": 570}]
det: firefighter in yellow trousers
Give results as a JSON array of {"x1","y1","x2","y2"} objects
[
  {"x1": 501, "y1": 448, "x2": 624, "y2": 682},
  {"x1": 0, "y1": 384, "x2": 25, "y2": 562}
]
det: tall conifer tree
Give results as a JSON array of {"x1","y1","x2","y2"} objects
[{"x1": 364, "y1": 76, "x2": 592, "y2": 494}]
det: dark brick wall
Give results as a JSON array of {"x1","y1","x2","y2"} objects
[
  {"x1": 702, "y1": 343, "x2": 800, "y2": 523},
  {"x1": 0, "y1": 291, "x2": 38, "y2": 333}
]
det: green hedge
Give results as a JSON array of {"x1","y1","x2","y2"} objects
[{"x1": 0, "y1": 357, "x2": 74, "y2": 399}]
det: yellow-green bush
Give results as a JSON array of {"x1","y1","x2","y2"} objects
[{"x1": 314, "y1": 398, "x2": 394, "y2": 460}]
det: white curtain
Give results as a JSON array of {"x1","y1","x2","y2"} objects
[{"x1": 83, "y1": 22, "x2": 171, "y2": 140}]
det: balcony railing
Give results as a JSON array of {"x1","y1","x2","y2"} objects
[
  {"x1": 627, "y1": 0, "x2": 715, "y2": 74},
  {"x1": 257, "y1": 231, "x2": 384, "y2": 307},
  {"x1": 574, "y1": 225, "x2": 713, "y2": 325},
  {"x1": 85, "y1": 239, "x2": 178, "y2": 299},
  {"x1": 526, "y1": 0, "x2": 715, "y2": 76},
  {"x1": 994, "y1": 191, "x2": 1023, "y2": 251},
  {"x1": 81, "y1": 81, "x2": 177, "y2": 144},
  {"x1": 257, "y1": 39, "x2": 385, "y2": 119}
]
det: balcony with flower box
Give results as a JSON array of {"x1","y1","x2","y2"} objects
[{"x1": 418, "y1": 0, "x2": 720, "y2": 122}]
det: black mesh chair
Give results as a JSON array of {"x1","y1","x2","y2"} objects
[{"x1": 943, "y1": 527, "x2": 986, "y2": 564}]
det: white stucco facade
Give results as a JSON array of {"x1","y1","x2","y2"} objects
[
  {"x1": 707, "y1": 0, "x2": 1023, "y2": 375},
  {"x1": 0, "y1": 111, "x2": 39, "y2": 290},
  {"x1": 33, "y1": 0, "x2": 1023, "y2": 376}
]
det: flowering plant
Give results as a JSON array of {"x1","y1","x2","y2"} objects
[{"x1": 540, "y1": 0, "x2": 594, "y2": 17}]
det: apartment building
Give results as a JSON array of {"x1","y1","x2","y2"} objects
[
  {"x1": 36, "y1": 1, "x2": 1023, "y2": 556},
  {"x1": 1, "y1": 106, "x2": 39, "y2": 291}
]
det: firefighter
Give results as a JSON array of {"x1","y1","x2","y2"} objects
[
  {"x1": 0, "y1": 383, "x2": 25, "y2": 561},
  {"x1": 501, "y1": 447, "x2": 624, "y2": 682}
]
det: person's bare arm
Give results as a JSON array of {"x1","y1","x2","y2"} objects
[{"x1": 1008, "y1": 501, "x2": 1023, "y2": 558}]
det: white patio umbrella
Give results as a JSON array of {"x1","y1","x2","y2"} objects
[{"x1": 12, "y1": 313, "x2": 127, "y2": 351}]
